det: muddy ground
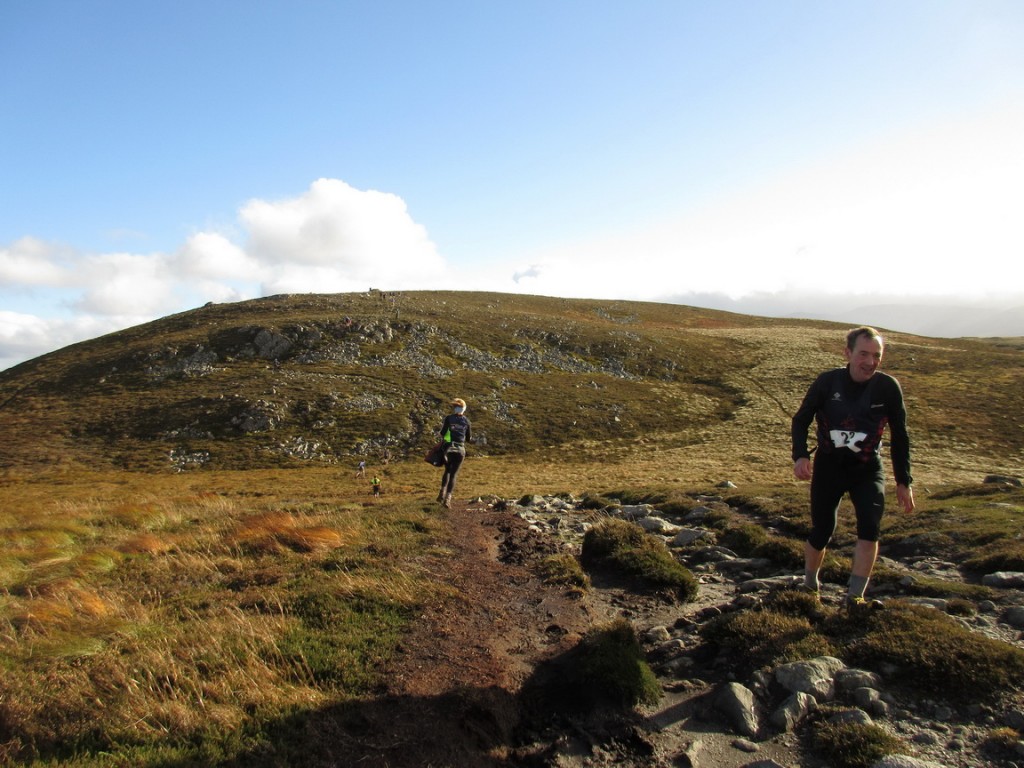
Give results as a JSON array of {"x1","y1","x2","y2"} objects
[{"x1": 324, "y1": 500, "x2": 819, "y2": 768}]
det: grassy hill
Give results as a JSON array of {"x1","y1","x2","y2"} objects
[
  {"x1": 2, "y1": 291, "x2": 1023, "y2": 766},
  {"x1": 2, "y1": 290, "x2": 1022, "y2": 485}
]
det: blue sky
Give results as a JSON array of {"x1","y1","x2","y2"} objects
[{"x1": 2, "y1": 1, "x2": 1024, "y2": 369}]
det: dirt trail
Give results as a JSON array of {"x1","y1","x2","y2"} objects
[{"x1": 364, "y1": 500, "x2": 813, "y2": 768}]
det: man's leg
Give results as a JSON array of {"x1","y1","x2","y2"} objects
[
  {"x1": 848, "y1": 539, "x2": 879, "y2": 598},
  {"x1": 806, "y1": 459, "x2": 843, "y2": 592},
  {"x1": 804, "y1": 541, "x2": 826, "y2": 591},
  {"x1": 847, "y1": 464, "x2": 886, "y2": 606}
]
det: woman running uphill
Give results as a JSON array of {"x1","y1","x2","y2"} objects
[
  {"x1": 437, "y1": 398, "x2": 471, "y2": 509},
  {"x1": 792, "y1": 327, "x2": 915, "y2": 615}
]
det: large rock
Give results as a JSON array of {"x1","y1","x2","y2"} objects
[
  {"x1": 714, "y1": 682, "x2": 760, "y2": 738},
  {"x1": 982, "y1": 571, "x2": 1024, "y2": 588},
  {"x1": 774, "y1": 656, "x2": 846, "y2": 701}
]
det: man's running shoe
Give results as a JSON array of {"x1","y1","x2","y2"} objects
[
  {"x1": 795, "y1": 584, "x2": 826, "y2": 620},
  {"x1": 845, "y1": 596, "x2": 884, "y2": 617}
]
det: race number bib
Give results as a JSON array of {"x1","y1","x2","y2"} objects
[{"x1": 830, "y1": 429, "x2": 868, "y2": 453}]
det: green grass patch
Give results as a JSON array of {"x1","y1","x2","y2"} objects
[
  {"x1": 701, "y1": 596, "x2": 836, "y2": 673},
  {"x1": 280, "y1": 589, "x2": 412, "y2": 691},
  {"x1": 813, "y1": 719, "x2": 904, "y2": 768},
  {"x1": 846, "y1": 603, "x2": 1024, "y2": 701},
  {"x1": 539, "y1": 553, "x2": 590, "y2": 594},
  {"x1": 701, "y1": 591, "x2": 1024, "y2": 706},
  {"x1": 534, "y1": 618, "x2": 661, "y2": 712},
  {"x1": 581, "y1": 518, "x2": 699, "y2": 601}
]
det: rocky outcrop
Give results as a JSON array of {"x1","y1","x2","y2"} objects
[{"x1": 493, "y1": 492, "x2": 1024, "y2": 768}]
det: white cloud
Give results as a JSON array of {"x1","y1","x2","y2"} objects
[
  {"x1": 3, "y1": 109, "x2": 1024, "y2": 372},
  {"x1": 0, "y1": 179, "x2": 453, "y2": 369},
  {"x1": 174, "y1": 231, "x2": 256, "y2": 280},
  {"x1": 240, "y1": 178, "x2": 446, "y2": 287},
  {"x1": 0, "y1": 310, "x2": 124, "y2": 371},
  {"x1": 0, "y1": 237, "x2": 71, "y2": 285},
  {"x1": 73, "y1": 252, "x2": 178, "y2": 316}
]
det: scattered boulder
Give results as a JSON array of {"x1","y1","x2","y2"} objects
[
  {"x1": 769, "y1": 691, "x2": 817, "y2": 731},
  {"x1": 774, "y1": 656, "x2": 846, "y2": 701},
  {"x1": 714, "y1": 682, "x2": 760, "y2": 738},
  {"x1": 982, "y1": 571, "x2": 1024, "y2": 588}
]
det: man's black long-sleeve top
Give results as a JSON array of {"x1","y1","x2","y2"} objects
[{"x1": 791, "y1": 366, "x2": 912, "y2": 487}]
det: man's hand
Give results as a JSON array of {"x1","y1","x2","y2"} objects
[
  {"x1": 793, "y1": 457, "x2": 812, "y2": 481},
  {"x1": 896, "y1": 483, "x2": 915, "y2": 513}
]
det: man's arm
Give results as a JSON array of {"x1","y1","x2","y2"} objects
[
  {"x1": 791, "y1": 373, "x2": 825, "y2": 464},
  {"x1": 885, "y1": 376, "x2": 913, "y2": 487}
]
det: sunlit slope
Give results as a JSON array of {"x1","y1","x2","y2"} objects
[{"x1": 0, "y1": 291, "x2": 1021, "y2": 482}]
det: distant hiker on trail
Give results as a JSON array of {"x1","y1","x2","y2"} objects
[
  {"x1": 437, "y1": 397, "x2": 471, "y2": 508},
  {"x1": 355, "y1": 460, "x2": 366, "y2": 478},
  {"x1": 371, "y1": 475, "x2": 381, "y2": 497},
  {"x1": 791, "y1": 326, "x2": 914, "y2": 616}
]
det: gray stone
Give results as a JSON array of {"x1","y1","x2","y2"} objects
[
  {"x1": 902, "y1": 597, "x2": 948, "y2": 611},
  {"x1": 770, "y1": 691, "x2": 817, "y2": 731},
  {"x1": 732, "y1": 738, "x2": 759, "y2": 753},
  {"x1": 984, "y1": 474, "x2": 1023, "y2": 486},
  {"x1": 715, "y1": 682, "x2": 760, "y2": 738},
  {"x1": 829, "y1": 708, "x2": 873, "y2": 726},
  {"x1": 871, "y1": 756, "x2": 947, "y2": 768},
  {"x1": 617, "y1": 503, "x2": 655, "y2": 520},
  {"x1": 671, "y1": 527, "x2": 713, "y2": 546},
  {"x1": 982, "y1": 571, "x2": 1024, "y2": 588},
  {"x1": 853, "y1": 687, "x2": 881, "y2": 709},
  {"x1": 835, "y1": 668, "x2": 882, "y2": 691},
  {"x1": 1003, "y1": 606, "x2": 1024, "y2": 629},
  {"x1": 636, "y1": 515, "x2": 680, "y2": 534},
  {"x1": 645, "y1": 625, "x2": 672, "y2": 643},
  {"x1": 774, "y1": 656, "x2": 846, "y2": 701},
  {"x1": 1004, "y1": 708, "x2": 1024, "y2": 730}
]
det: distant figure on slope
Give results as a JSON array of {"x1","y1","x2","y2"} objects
[
  {"x1": 791, "y1": 326, "x2": 915, "y2": 616},
  {"x1": 355, "y1": 460, "x2": 366, "y2": 478},
  {"x1": 437, "y1": 398, "x2": 471, "y2": 509},
  {"x1": 371, "y1": 474, "x2": 381, "y2": 497}
]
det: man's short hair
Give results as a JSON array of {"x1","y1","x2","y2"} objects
[{"x1": 846, "y1": 326, "x2": 883, "y2": 351}]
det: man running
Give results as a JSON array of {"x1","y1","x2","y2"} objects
[{"x1": 791, "y1": 326, "x2": 915, "y2": 614}]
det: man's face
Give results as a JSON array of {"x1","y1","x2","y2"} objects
[{"x1": 845, "y1": 335, "x2": 883, "y2": 383}]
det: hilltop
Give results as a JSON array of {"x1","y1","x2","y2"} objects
[{"x1": 1, "y1": 290, "x2": 1022, "y2": 485}]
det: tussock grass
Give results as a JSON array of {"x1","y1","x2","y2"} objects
[
  {"x1": 581, "y1": 518, "x2": 699, "y2": 601},
  {"x1": 846, "y1": 603, "x2": 1024, "y2": 700},
  {"x1": 701, "y1": 600, "x2": 836, "y2": 672},
  {"x1": 813, "y1": 719, "x2": 904, "y2": 768},
  {"x1": 529, "y1": 618, "x2": 661, "y2": 713},
  {"x1": 703, "y1": 590, "x2": 1024, "y2": 705},
  {"x1": 1, "y1": 452, "x2": 1022, "y2": 764},
  {"x1": 539, "y1": 553, "x2": 591, "y2": 594}
]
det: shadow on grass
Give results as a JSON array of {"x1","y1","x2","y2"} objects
[{"x1": 200, "y1": 620, "x2": 659, "y2": 768}]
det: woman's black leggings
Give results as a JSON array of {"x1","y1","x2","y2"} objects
[
  {"x1": 807, "y1": 454, "x2": 886, "y2": 551},
  {"x1": 440, "y1": 451, "x2": 465, "y2": 496}
]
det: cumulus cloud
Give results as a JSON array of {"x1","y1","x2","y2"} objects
[
  {"x1": 241, "y1": 178, "x2": 445, "y2": 284},
  {"x1": 174, "y1": 232, "x2": 256, "y2": 280},
  {"x1": 72, "y1": 252, "x2": 179, "y2": 316},
  {"x1": 0, "y1": 179, "x2": 450, "y2": 369},
  {"x1": 0, "y1": 310, "x2": 124, "y2": 372},
  {"x1": 0, "y1": 237, "x2": 72, "y2": 286}
]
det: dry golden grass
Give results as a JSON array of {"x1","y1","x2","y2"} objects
[{"x1": 0, "y1": 292, "x2": 1021, "y2": 765}]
